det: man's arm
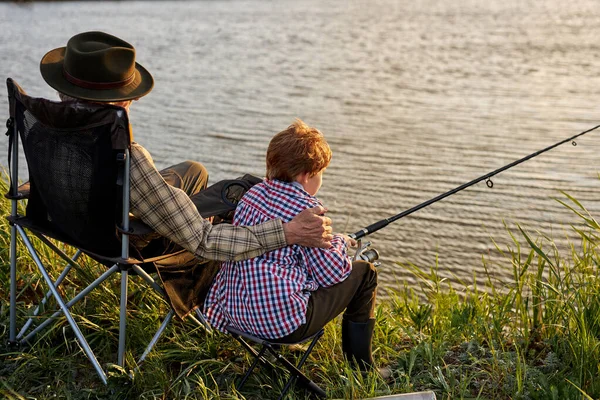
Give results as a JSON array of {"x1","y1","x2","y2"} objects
[
  {"x1": 193, "y1": 218, "x2": 285, "y2": 261},
  {"x1": 129, "y1": 143, "x2": 332, "y2": 261}
]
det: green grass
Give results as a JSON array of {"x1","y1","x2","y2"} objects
[{"x1": 2, "y1": 172, "x2": 600, "y2": 399}]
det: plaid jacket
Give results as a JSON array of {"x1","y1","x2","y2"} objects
[
  {"x1": 204, "y1": 180, "x2": 352, "y2": 339},
  {"x1": 129, "y1": 143, "x2": 287, "y2": 261}
]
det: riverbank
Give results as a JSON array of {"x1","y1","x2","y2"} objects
[{"x1": 1, "y1": 172, "x2": 599, "y2": 399}]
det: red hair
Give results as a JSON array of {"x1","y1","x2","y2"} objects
[{"x1": 266, "y1": 119, "x2": 331, "y2": 182}]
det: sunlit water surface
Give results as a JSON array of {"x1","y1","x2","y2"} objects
[{"x1": 1, "y1": 0, "x2": 600, "y2": 295}]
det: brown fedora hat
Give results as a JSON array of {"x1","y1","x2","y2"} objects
[{"x1": 40, "y1": 31, "x2": 154, "y2": 102}]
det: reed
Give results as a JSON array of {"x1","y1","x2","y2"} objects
[{"x1": 1, "y1": 172, "x2": 600, "y2": 399}]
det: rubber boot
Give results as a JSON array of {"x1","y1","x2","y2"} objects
[
  {"x1": 342, "y1": 318, "x2": 392, "y2": 379},
  {"x1": 341, "y1": 318, "x2": 375, "y2": 370}
]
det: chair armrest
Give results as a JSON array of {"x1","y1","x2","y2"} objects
[
  {"x1": 4, "y1": 181, "x2": 30, "y2": 200},
  {"x1": 127, "y1": 216, "x2": 154, "y2": 236}
]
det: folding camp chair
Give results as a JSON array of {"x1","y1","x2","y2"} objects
[
  {"x1": 226, "y1": 325, "x2": 327, "y2": 399},
  {"x1": 5, "y1": 78, "x2": 210, "y2": 384}
]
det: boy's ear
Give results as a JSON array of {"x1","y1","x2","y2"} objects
[{"x1": 296, "y1": 172, "x2": 310, "y2": 184}]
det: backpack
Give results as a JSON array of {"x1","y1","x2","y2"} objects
[{"x1": 191, "y1": 174, "x2": 263, "y2": 224}]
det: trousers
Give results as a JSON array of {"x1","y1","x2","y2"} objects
[{"x1": 277, "y1": 260, "x2": 378, "y2": 343}]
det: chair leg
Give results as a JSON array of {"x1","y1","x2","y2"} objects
[
  {"x1": 35, "y1": 234, "x2": 83, "y2": 268},
  {"x1": 17, "y1": 250, "x2": 82, "y2": 340},
  {"x1": 17, "y1": 264, "x2": 73, "y2": 340},
  {"x1": 238, "y1": 344, "x2": 269, "y2": 390},
  {"x1": 233, "y1": 335, "x2": 274, "y2": 370},
  {"x1": 296, "y1": 330, "x2": 323, "y2": 369},
  {"x1": 268, "y1": 331, "x2": 326, "y2": 399},
  {"x1": 20, "y1": 264, "x2": 119, "y2": 344},
  {"x1": 137, "y1": 309, "x2": 174, "y2": 365},
  {"x1": 9, "y1": 223, "x2": 17, "y2": 343},
  {"x1": 17, "y1": 226, "x2": 108, "y2": 384},
  {"x1": 279, "y1": 374, "x2": 296, "y2": 400},
  {"x1": 189, "y1": 309, "x2": 213, "y2": 334},
  {"x1": 8, "y1": 126, "x2": 19, "y2": 345},
  {"x1": 131, "y1": 264, "x2": 165, "y2": 296},
  {"x1": 271, "y1": 351, "x2": 326, "y2": 399},
  {"x1": 118, "y1": 268, "x2": 128, "y2": 367}
]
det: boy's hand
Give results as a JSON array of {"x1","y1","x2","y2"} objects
[
  {"x1": 339, "y1": 234, "x2": 357, "y2": 248},
  {"x1": 283, "y1": 205, "x2": 333, "y2": 248}
]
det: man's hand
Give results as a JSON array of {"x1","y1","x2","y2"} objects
[{"x1": 283, "y1": 205, "x2": 333, "y2": 248}]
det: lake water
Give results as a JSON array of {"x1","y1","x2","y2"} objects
[{"x1": 1, "y1": 0, "x2": 600, "y2": 293}]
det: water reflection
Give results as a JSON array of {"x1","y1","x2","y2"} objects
[{"x1": 1, "y1": 0, "x2": 599, "y2": 294}]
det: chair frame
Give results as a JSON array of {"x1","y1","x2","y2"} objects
[
  {"x1": 5, "y1": 78, "x2": 210, "y2": 384},
  {"x1": 227, "y1": 326, "x2": 327, "y2": 399}
]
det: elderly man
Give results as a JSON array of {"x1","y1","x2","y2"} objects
[{"x1": 38, "y1": 31, "x2": 333, "y2": 313}]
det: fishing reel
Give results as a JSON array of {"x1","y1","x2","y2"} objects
[{"x1": 353, "y1": 239, "x2": 380, "y2": 267}]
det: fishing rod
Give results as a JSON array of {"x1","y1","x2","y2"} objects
[{"x1": 349, "y1": 123, "x2": 600, "y2": 241}]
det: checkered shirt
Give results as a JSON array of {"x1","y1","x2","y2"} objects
[
  {"x1": 129, "y1": 143, "x2": 287, "y2": 261},
  {"x1": 204, "y1": 179, "x2": 352, "y2": 339}
]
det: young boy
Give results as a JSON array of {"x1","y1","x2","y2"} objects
[{"x1": 204, "y1": 120, "x2": 381, "y2": 372}]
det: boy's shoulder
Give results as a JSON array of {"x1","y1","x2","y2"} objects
[{"x1": 240, "y1": 180, "x2": 321, "y2": 218}]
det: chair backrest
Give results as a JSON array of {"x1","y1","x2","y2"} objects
[{"x1": 7, "y1": 78, "x2": 132, "y2": 257}]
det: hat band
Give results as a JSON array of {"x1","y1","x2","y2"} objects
[{"x1": 63, "y1": 68, "x2": 135, "y2": 90}]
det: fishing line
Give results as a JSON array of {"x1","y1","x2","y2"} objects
[{"x1": 349, "y1": 124, "x2": 600, "y2": 240}]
